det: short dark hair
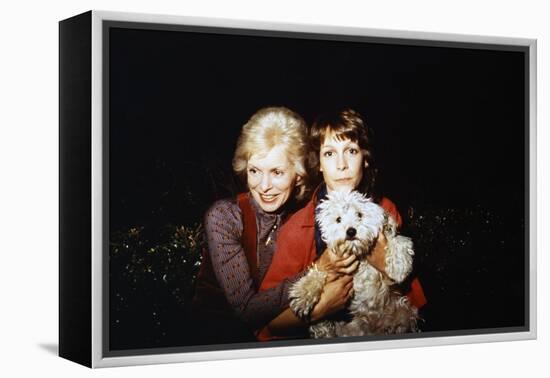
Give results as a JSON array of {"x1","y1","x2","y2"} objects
[{"x1": 309, "y1": 108, "x2": 377, "y2": 196}]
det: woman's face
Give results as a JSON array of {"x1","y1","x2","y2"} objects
[
  {"x1": 319, "y1": 130, "x2": 366, "y2": 194},
  {"x1": 247, "y1": 145, "x2": 299, "y2": 213}
]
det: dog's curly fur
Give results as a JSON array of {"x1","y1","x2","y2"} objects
[{"x1": 289, "y1": 191, "x2": 419, "y2": 338}]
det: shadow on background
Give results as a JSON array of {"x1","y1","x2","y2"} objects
[{"x1": 38, "y1": 343, "x2": 58, "y2": 356}]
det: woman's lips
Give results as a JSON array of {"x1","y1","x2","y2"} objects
[{"x1": 260, "y1": 193, "x2": 279, "y2": 202}]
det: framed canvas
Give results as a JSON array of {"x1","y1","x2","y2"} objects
[{"x1": 59, "y1": 10, "x2": 537, "y2": 368}]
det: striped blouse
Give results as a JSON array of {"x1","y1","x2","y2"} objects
[{"x1": 203, "y1": 195, "x2": 305, "y2": 330}]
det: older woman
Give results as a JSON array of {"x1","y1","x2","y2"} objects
[
  {"x1": 191, "y1": 106, "x2": 314, "y2": 344},
  {"x1": 259, "y1": 108, "x2": 426, "y2": 338}
]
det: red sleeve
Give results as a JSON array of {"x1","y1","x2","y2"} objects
[
  {"x1": 379, "y1": 197, "x2": 403, "y2": 229},
  {"x1": 379, "y1": 197, "x2": 427, "y2": 309},
  {"x1": 407, "y1": 277, "x2": 428, "y2": 309}
]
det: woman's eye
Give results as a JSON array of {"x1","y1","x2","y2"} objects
[
  {"x1": 248, "y1": 168, "x2": 257, "y2": 175},
  {"x1": 357, "y1": 212, "x2": 362, "y2": 219},
  {"x1": 349, "y1": 148, "x2": 359, "y2": 155},
  {"x1": 274, "y1": 170, "x2": 284, "y2": 176},
  {"x1": 336, "y1": 217, "x2": 342, "y2": 223},
  {"x1": 323, "y1": 151, "x2": 333, "y2": 157}
]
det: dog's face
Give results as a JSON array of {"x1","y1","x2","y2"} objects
[{"x1": 316, "y1": 191, "x2": 385, "y2": 258}]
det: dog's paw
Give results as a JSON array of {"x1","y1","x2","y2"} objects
[
  {"x1": 309, "y1": 321, "x2": 337, "y2": 338},
  {"x1": 384, "y1": 234, "x2": 414, "y2": 283},
  {"x1": 289, "y1": 266, "x2": 327, "y2": 320},
  {"x1": 388, "y1": 296, "x2": 420, "y2": 333}
]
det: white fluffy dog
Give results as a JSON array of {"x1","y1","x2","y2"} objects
[{"x1": 289, "y1": 190, "x2": 419, "y2": 338}]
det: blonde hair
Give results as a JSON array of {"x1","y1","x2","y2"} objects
[{"x1": 232, "y1": 107, "x2": 309, "y2": 201}]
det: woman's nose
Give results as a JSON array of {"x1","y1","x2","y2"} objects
[
  {"x1": 260, "y1": 174, "x2": 272, "y2": 191},
  {"x1": 337, "y1": 153, "x2": 348, "y2": 170}
]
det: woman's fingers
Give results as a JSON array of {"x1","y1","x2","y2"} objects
[
  {"x1": 313, "y1": 274, "x2": 356, "y2": 320},
  {"x1": 316, "y1": 248, "x2": 340, "y2": 273},
  {"x1": 339, "y1": 260, "x2": 359, "y2": 275},
  {"x1": 339, "y1": 276, "x2": 354, "y2": 305},
  {"x1": 366, "y1": 232, "x2": 388, "y2": 274},
  {"x1": 339, "y1": 274, "x2": 353, "y2": 287},
  {"x1": 343, "y1": 278, "x2": 354, "y2": 302},
  {"x1": 334, "y1": 253, "x2": 358, "y2": 274},
  {"x1": 317, "y1": 249, "x2": 361, "y2": 275},
  {"x1": 337, "y1": 253, "x2": 356, "y2": 266}
]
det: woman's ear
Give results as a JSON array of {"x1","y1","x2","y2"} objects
[
  {"x1": 364, "y1": 160, "x2": 369, "y2": 168},
  {"x1": 296, "y1": 175, "x2": 303, "y2": 185}
]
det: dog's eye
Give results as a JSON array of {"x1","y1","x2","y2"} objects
[
  {"x1": 336, "y1": 217, "x2": 342, "y2": 223},
  {"x1": 357, "y1": 212, "x2": 362, "y2": 219}
]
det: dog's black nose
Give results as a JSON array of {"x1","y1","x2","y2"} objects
[{"x1": 346, "y1": 227, "x2": 356, "y2": 239}]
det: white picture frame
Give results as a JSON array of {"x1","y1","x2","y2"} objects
[{"x1": 59, "y1": 10, "x2": 536, "y2": 368}]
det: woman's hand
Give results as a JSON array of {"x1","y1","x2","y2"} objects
[
  {"x1": 308, "y1": 232, "x2": 387, "y2": 323},
  {"x1": 265, "y1": 274, "x2": 352, "y2": 335},
  {"x1": 310, "y1": 274, "x2": 354, "y2": 321},
  {"x1": 316, "y1": 249, "x2": 359, "y2": 275},
  {"x1": 366, "y1": 231, "x2": 387, "y2": 276},
  {"x1": 310, "y1": 274, "x2": 354, "y2": 322}
]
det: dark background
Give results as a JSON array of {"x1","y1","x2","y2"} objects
[{"x1": 108, "y1": 26, "x2": 527, "y2": 351}]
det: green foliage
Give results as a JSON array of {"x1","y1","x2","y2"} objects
[{"x1": 110, "y1": 223, "x2": 205, "y2": 307}]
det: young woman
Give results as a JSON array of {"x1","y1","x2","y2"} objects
[{"x1": 259, "y1": 109, "x2": 426, "y2": 339}]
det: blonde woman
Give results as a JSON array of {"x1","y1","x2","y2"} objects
[{"x1": 191, "y1": 107, "x2": 349, "y2": 344}]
